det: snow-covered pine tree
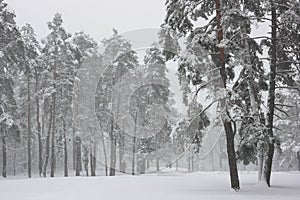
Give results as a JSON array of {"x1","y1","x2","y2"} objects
[
  {"x1": 95, "y1": 29, "x2": 138, "y2": 176},
  {"x1": 0, "y1": 0, "x2": 22, "y2": 178},
  {"x1": 41, "y1": 13, "x2": 80, "y2": 177},
  {"x1": 19, "y1": 23, "x2": 41, "y2": 178},
  {"x1": 257, "y1": 0, "x2": 300, "y2": 186},
  {"x1": 72, "y1": 31, "x2": 99, "y2": 176},
  {"x1": 164, "y1": 0, "x2": 252, "y2": 190}
]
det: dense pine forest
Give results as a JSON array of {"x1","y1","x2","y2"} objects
[{"x1": 0, "y1": 0, "x2": 300, "y2": 195}]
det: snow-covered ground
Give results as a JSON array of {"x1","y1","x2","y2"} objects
[{"x1": 1, "y1": 171, "x2": 300, "y2": 200}]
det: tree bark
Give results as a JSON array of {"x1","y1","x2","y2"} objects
[
  {"x1": 263, "y1": 0, "x2": 277, "y2": 187},
  {"x1": 215, "y1": 0, "x2": 240, "y2": 190},
  {"x1": 100, "y1": 132, "x2": 108, "y2": 176},
  {"x1": 109, "y1": 119, "x2": 116, "y2": 176},
  {"x1": 90, "y1": 144, "x2": 96, "y2": 176},
  {"x1": 63, "y1": 119, "x2": 68, "y2": 177},
  {"x1": 297, "y1": 152, "x2": 300, "y2": 171},
  {"x1": 119, "y1": 133, "x2": 125, "y2": 173},
  {"x1": 35, "y1": 68, "x2": 43, "y2": 177},
  {"x1": 27, "y1": 75, "x2": 32, "y2": 178},
  {"x1": 75, "y1": 136, "x2": 82, "y2": 176},
  {"x1": 50, "y1": 66, "x2": 57, "y2": 178},
  {"x1": 131, "y1": 111, "x2": 138, "y2": 175},
  {"x1": 139, "y1": 156, "x2": 146, "y2": 174},
  {"x1": 13, "y1": 143, "x2": 17, "y2": 176},
  {"x1": 43, "y1": 104, "x2": 52, "y2": 177},
  {"x1": 2, "y1": 135, "x2": 7, "y2": 178},
  {"x1": 83, "y1": 147, "x2": 89, "y2": 176},
  {"x1": 156, "y1": 159, "x2": 160, "y2": 171}
]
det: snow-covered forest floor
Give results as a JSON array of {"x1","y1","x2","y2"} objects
[{"x1": 1, "y1": 171, "x2": 300, "y2": 200}]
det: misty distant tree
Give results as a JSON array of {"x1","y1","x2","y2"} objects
[{"x1": 95, "y1": 29, "x2": 138, "y2": 176}]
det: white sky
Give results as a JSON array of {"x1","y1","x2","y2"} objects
[{"x1": 6, "y1": 0, "x2": 166, "y2": 42}]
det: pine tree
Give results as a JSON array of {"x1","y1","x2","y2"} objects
[
  {"x1": 20, "y1": 23, "x2": 40, "y2": 178},
  {"x1": 95, "y1": 29, "x2": 138, "y2": 176},
  {"x1": 0, "y1": 0, "x2": 22, "y2": 178},
  {"x1": 41, "y1": 13, "x2": 80, "y2": 177}
]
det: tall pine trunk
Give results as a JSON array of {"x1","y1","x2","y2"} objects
[
  {"x1": 35, "y1": 68, "x2": 43, "y2": 177},
  {"x1": 43, "y1": 104, "x2": 52, "y2": 177},
  {"x1": 263, "y1": 0, "x2": 277, "y2": 186},
  {"x1": 63, "y1": 119, "x2": 68, "y2": 177},
  {"x1": 75, "y1": 136, "x2": 82, "y2": 176},
  {"x1": 156, "y1": 159, "x2": 159, "y2": 171},
  {"x1": 27, "y1": 75, "x2": 32, "y2": 178},
  {"x1": 2, "y1": 135, "x2": 7, "y2": 178},
  {"x1": 101, "y1": 132, "x2": 108, "y2": 176},
  {"x1": 50, "y1": 66, "x2": 57, "y2": 177},
  {"x1": 13, "y1": 142, "x2": 17, "y2": 176},
  {"x1": 131, "y1": 111, "x2": 138, "y2": 175},
  {"x1": 119, "y1": 133, "x2": 125, "y2": 173},
  {"x1": 109, "y1": 118, "x2": 116, "y2": 176},
  {"x1": 90, "y1": 144, "x2": 96, "y2": 176},
  {"x1": 215, "y1": 0, "x2": 240, "y2": 190}
]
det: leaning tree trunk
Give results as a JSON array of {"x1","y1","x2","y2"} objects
[
  {"x1": 35, "y1": 68, "x2": 43, "y2": 177},
  {"x1": 2, "y1": 135, "x2": 7, "y2": 178},
  {"x1": 263, "y1": 0, "x2": 277, "y2": 187},
  {"x1": 43, "y1": 104, "x2": 52, "y2": 177},
  {"x1": 215, "y1": 0, "x2": 240, "y2": 190},
  {"x1": 27, "y1": 75, "x2": 32, "y2": 178}
]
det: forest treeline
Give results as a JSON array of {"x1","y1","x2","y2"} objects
[{"x1": 0, "y1": 0, "x2": 300, "y2": 191}]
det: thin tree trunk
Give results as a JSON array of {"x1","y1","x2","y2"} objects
[
  {"x1": 2, "y1": 135, "x2": 7, "y2": 178},
  {"x1": 215, "y1": 0, "x2": 240, "y2": 190},
  {"x1": 156, "y1": 159, "x2": 159, "y2": 171},
  {"x1": 84, "y1": 147, "x2": 89, "y2": 176},
  {"x1": 90, "y1": 144, "x2": 96, "y2": 176},
  {"x1": 109, "y1": 119, "x2": 116, "y2": 176},
  {"x1": 132, "y1": 111, "x2": 138, "y2": 175},
  {"x1": 75, "y1": 136, "x2": 82, "y2": 176},
  {"x1": 101, "y1": 132, "x2": 108, "y2": 176},
  {"x1": 140, "y1": 156, "x2": 146, "y2": 174},
  {"x1": 50, "y1": 66, "x2": 57, "y2": 178},
  {"x1": 13, "y1": 142, "x2": 17, "y2": 176},
  {"x1": 146, "y1": 158, "x2": 150, "y2": 169},
  {"x1": 191, "y1": 152, "x2": 194, "y2": 172},
  {"x1": 43, "y1": 105, "x2": 52, "y2": 177},
  {"x1": 63, "y1": 119, "x2": 68, "y2": 177},
  {"x1": 297, "y1": 152, "x2": 300, "y2": 171},
  {"x1": 119, "y1": 133, "x2": 125, "y2": 173},
  {"x1": 263, "y1": 0, "x2": 277, "y2": 187},
  {"x1": 27, "y1": 75, "x2": 32, "y2": 178},
  {"x1": 188, "y1": 154, "x2": 191, "y2": 172},
  {"x1": 35, "y1": 68, "x2": 43, "y2": 177},
  {"x1": 73, "y1": 126, "x2": 76, "y2": 171}
]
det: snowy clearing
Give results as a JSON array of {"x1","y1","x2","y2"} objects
[{"x1": 1, "y1": 172, "x2": 300, "y2": 200}]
